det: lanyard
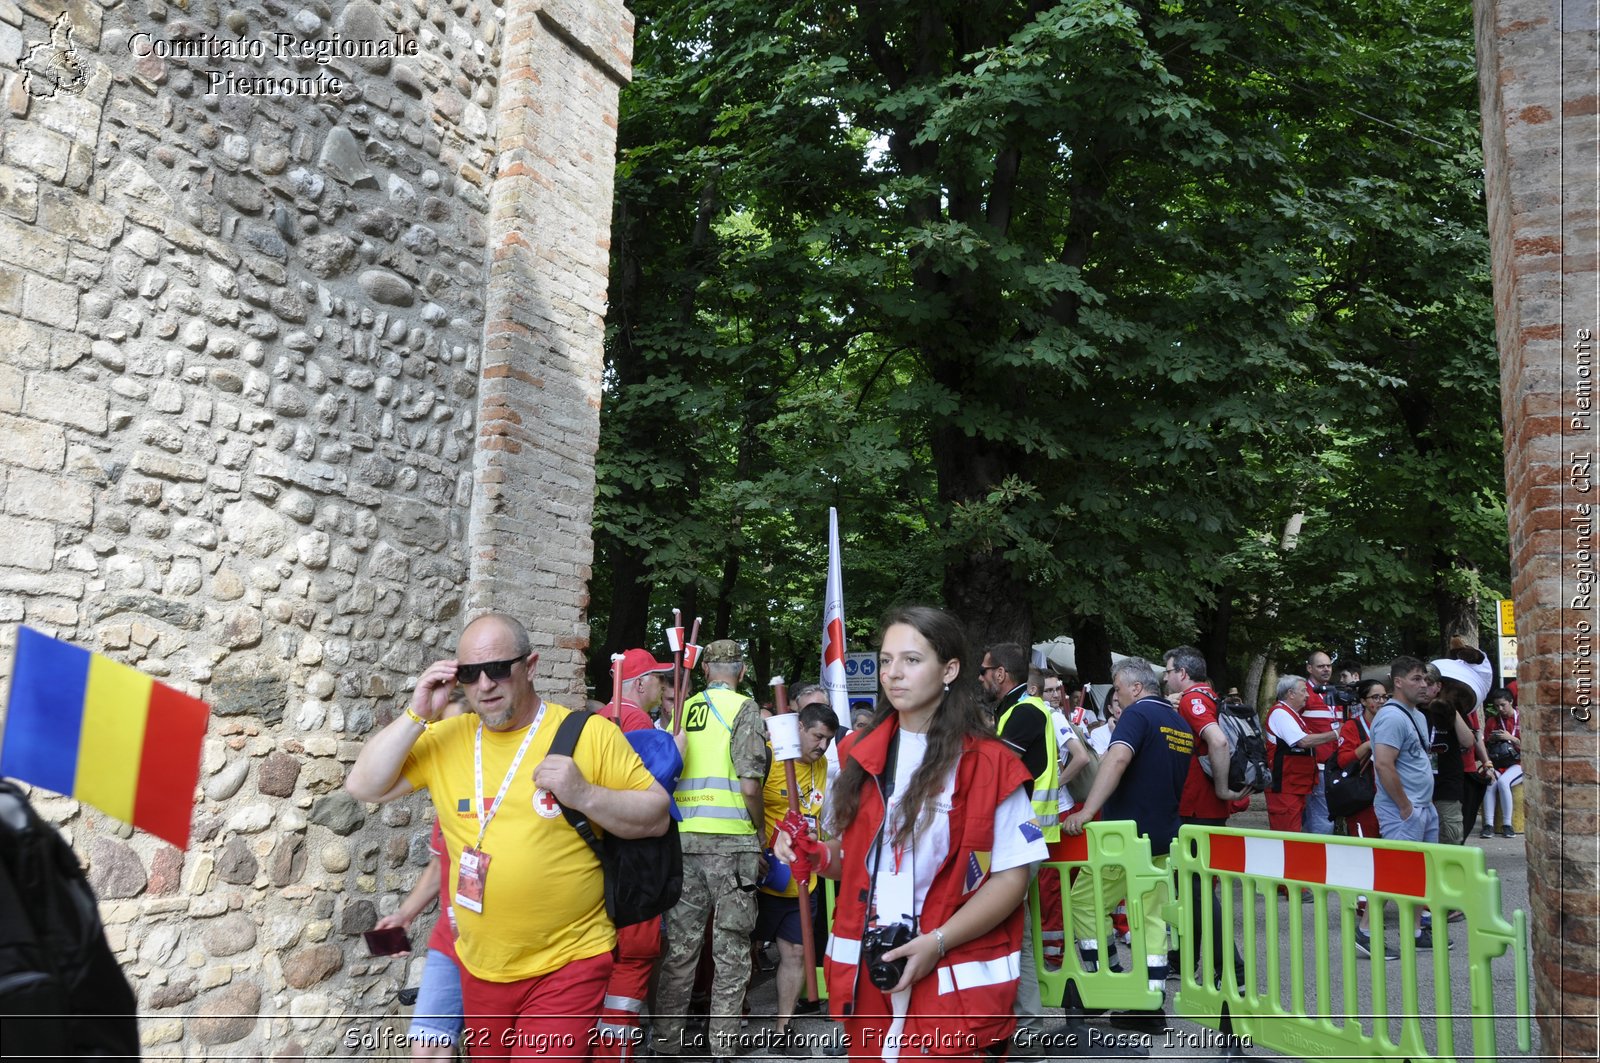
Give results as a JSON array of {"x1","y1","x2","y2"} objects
[{"x1": 473, "y1": 700, "x2": 546, "y2": 850}]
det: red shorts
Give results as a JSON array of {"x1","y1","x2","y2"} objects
[{"x1": 458, "y1": 951, "x2": 614, "y2": 1061}]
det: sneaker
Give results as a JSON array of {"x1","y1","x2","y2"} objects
[
  {"x1": 1499, "y1": 827, "x2": 1517, "y2": 838},
  {"x1": 1354, "y1": 929, "x2": 1399, "y2": 960},
  {"x1": 1415, "y1": 927, "x2": 1455, "y2": 951},
  {"x1": 1480, "y1": 827, "x2": 1493, "y2": 839},
  {"x1": 1447, "y1": 910, "x2": 1466, "y2": 923}
]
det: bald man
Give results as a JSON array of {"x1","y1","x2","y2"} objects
[{"x1": 348, "y1": 614, "x2": 670, "y2": 1062}]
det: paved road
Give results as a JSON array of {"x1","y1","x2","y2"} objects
[{"x1": 741, "y1": 809, "x2": 1537, "y2": 1061}]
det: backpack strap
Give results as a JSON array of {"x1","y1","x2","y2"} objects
[{"x1": 547, "y1": 711, "x2": 606, "y2": 862}]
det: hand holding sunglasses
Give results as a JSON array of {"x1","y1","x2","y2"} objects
[{"x1": 408, "y1": 658, "x2": 467, "y2": 723}]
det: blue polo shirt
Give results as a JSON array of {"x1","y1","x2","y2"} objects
[{"x1": 1105, "y1": 695, "x2": 1195, "y2": 856}]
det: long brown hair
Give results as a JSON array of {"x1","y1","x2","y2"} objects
[{"x1": 830, "y1": 606, "x2": 994, "y2": 852}]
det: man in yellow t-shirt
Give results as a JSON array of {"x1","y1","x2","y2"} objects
[
  {"x1": 346, "y1": 614, "x2": 669, "y2": 1062},
  {"x1": 755, "y1": 701, "x2": 838, "y2": 1043}
]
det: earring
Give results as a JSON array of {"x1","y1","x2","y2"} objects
[{"x1": 943, "y1": 683, "x2": 950, "y2": 693}]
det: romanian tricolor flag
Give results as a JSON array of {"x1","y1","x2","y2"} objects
[{"x1": 1, "y1": 627, "x2": 210, "y2": 849}]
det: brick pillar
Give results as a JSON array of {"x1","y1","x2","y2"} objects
[
  {"x1": 1475, "y1": 2, "x2": 1599, "y2": 1056},
  {"x1": 470, "y1": 0, "x2": 633, "y2": 699}
]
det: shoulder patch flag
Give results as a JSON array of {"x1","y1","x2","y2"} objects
[
  {"x1": 963, "y1": 850, "x2": 991, "y2": 893},
  {"x1": 1019, "y1": 819, "x2": 1045, "y2": 844}
]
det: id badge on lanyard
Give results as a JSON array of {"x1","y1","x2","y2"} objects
[
  {"x1": 457, "y1": 703, "x2": 545, "y2": 915},
  {"x1": 456, "y1": 847, "x2": 491, "y2": 913}
]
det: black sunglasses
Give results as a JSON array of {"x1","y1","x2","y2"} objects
[{"x1": 456, "y1": 656, "x2": 524, "y2": 685}]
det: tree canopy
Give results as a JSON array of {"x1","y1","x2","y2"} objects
[{"x1": 586, "y1": 0, "x2": 1507, "y2": 700}]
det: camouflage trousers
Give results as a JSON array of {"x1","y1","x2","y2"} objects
[{"x1": 652, "y1": 849, "x2": 760, "y2": 1052}]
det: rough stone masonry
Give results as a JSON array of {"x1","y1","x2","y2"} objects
[{"x1": 0, "y1": 0, "x2": 631, "y2": 1056}]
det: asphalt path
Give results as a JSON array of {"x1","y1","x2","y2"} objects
[{"x1": 742, "y1": 805, "x2": 1537, "y2": 1062}]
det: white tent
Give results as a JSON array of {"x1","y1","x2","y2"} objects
[{"x1": 1030, "y1": 636, "x2": 1134, "y2": 677}]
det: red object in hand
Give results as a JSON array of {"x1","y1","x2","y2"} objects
[
  {"x1": 777, "y1": 810, "x2": 829, "y2": 881},
  {"x1": 777, "y1": 809, "x2": 811, "y2": 843}
]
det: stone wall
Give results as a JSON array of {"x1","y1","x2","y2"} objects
[
  {"x1": 1475, "y1": 1, "x2": 1599, "y2": 1057},
  {"x1": 0, "y1": 0, "x2": 629, "y2": 1057}
]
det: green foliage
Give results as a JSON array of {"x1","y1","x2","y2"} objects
[{"x1": 589, "y1": 0, "x2": 1508, "y2": 694}]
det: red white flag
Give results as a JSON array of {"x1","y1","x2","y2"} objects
[{"x1": 822, "y1": 507, "x2": 849, "y2": 723}]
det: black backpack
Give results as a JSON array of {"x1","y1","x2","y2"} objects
[
  {"x1": 1200, "y1": 700, "x2": 1275, "y2": 793},
  {"x1": 547, "y1": 712, "x2": 683, "y2": 927},
  {"x1": 0, "y1": 779, "x2": 140, "y2": 1058}
]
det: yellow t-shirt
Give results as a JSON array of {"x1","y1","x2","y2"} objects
[
  {"x1": 401, "y1": 701, "x2": 658, "y2": 981},
  {"x1": 759, "y1": 754, "x2": 828, "y2": 899}
]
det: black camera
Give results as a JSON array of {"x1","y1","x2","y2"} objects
[
  {"x1": 862, "y1": 921, "x2": 915, "y2": 991},
  {"x1": 1315, "y1": 682, "x2": 1358, "y2": 716}
]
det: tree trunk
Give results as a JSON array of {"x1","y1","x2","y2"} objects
[
  {"x1": 1070, "y1": 614, "x2": 1113, "y2": 684},
  {"x1": 1434, "y1": 552, "x2": 1480, "y2": 653},
  {"x1": 1242, "y1": 513, "x2": 1305, "y2": 708},
  {"x1": 1196, "y1": 593, "x2": 1234, "y2": 693}
]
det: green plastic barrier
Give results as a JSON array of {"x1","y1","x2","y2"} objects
[
  {"x1": 1169, "y1": 826, "x2": 1534, "y2": 1062},
  {"x1": 1027, "y1": 819, "x2": 1167, "y2": 1012}
]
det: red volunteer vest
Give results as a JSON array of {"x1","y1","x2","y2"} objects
[
  {"x1": 1267, "y1": 701, "x2": 1320, "y2": 794},
  {"x1": 1301, "y1": 688, "x2": 1338, "y2": 763},
  {"x1": 823, "y1": 715, "x2": 1034, "y2": 1052}
]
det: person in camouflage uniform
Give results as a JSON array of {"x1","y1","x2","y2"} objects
[{"x1": 652, "y1": 640, "x2": 770, "y2": 1059}]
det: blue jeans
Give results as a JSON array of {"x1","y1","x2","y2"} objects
[
  {"x1": 1301, "y1": 768, "x2": 1334, "y2": 834},
  {"x1": 408, "y1": 947, "x2": 465, "y2": 1047}
]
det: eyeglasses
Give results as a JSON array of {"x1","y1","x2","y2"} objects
[
  {"x1": 457, "y1": 656, "x2": 524, "y2": 685},
  {"x1": 1363, "y1": 693, "x2": 1387, "y2": 701},
  {"x1": 979, "y1": 665, "x2": 998, "y2": 675}
]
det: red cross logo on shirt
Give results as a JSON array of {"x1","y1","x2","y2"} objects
[{"x1": 533, "y1": 787, "x2": 562, "y2": 818}]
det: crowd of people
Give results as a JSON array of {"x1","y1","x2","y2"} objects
[{"x1": 347, "y1": 611, "x2": 1524, "y2": 1061}]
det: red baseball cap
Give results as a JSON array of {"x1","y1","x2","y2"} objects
[{"x1": 618, "y1": 648, "x2": 672, "y2": 684}]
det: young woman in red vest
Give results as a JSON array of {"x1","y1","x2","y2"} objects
[{"x1": 776, "y1": 605, "x2": 1046, "y2": 1061}]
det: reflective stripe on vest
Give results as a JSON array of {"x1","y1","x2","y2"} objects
[
  {"x1": 828, "y1": 936, "x2": 1020, "y2": 996},
  {"x1": 674, "y1": 687, "x2": 755, "y2": 835},
  {"x1": 997, "y1": 695, "x2": 1061, "y2": 839},
  {"x1": 935, "y1": 952, "x2": 1021, "y2": 995}
]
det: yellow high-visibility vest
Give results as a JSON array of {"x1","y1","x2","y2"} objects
[
  {"x1": 998, "y1": 695, "x2": 1061, "y2": 841},
  {"x1": 674, "y1": 687, "x2": 756, "y2": 836}
]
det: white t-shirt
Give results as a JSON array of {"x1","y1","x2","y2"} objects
[
  {"x1": 836, "y1": 729, "x2": 1044, "y2": 1061},
  {"x1": 1089, "y1": 723, "x2": 1114, "y2": 756},
  {"x1": 1268, "y1": 705, "x2": 1309, "y2": 747},
  {"x1": 865, "y1": 730, "x2": 1045, "y2": 926}
]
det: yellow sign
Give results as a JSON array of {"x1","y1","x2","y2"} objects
[{"x1": 1498, "y1": 598, "x2": 1516, "y2": 637}]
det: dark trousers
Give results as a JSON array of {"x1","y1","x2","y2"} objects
[
  {"x1": 1177, "y1": 816, "x2": 1235, "y2": 985},
  {"x1": 1461, "y1": 774, "x2": 1489, "y2": 841}
]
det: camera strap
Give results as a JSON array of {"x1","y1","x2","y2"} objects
[
  {"x1": 840, "y1": 726, "x2": 905, "y2": 1015},
  {"x1": 864, "y1": 728, "x2": 902, "y2": 926}
]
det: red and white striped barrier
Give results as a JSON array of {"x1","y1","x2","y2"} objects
[{"x1": 1207, "y1": 834, "x2": 1428, "y2": 898}]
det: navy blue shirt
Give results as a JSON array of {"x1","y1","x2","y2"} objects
[{"x1": 1104, "y1": 695, "x2": 1195, "y2": 856}]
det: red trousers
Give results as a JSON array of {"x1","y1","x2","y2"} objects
[
  {"x1": 459, "y1": 951, "x2": 613, "y2": 1061},
  {"x1": 1346, "y1": 805, "x2": 1380, "y2": 839},
  {"x1": 1266, "y1": 790, "x2": 1309, "y2": 833},
  {"x1": 593, "y1": 918, "x2": 661, "y2": 1061}
]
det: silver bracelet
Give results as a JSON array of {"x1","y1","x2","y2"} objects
[{"x1": 932, "y1": 928, "x2": 947, "y2": 957}]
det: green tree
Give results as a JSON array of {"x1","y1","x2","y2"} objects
[{"x1": 590, "y1": 0, "x2": 1507, "y2": 697}]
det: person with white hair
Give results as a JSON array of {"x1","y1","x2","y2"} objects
[{"x1": 1264, "y1": 675, "x2": 1339, "y2": 833}]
